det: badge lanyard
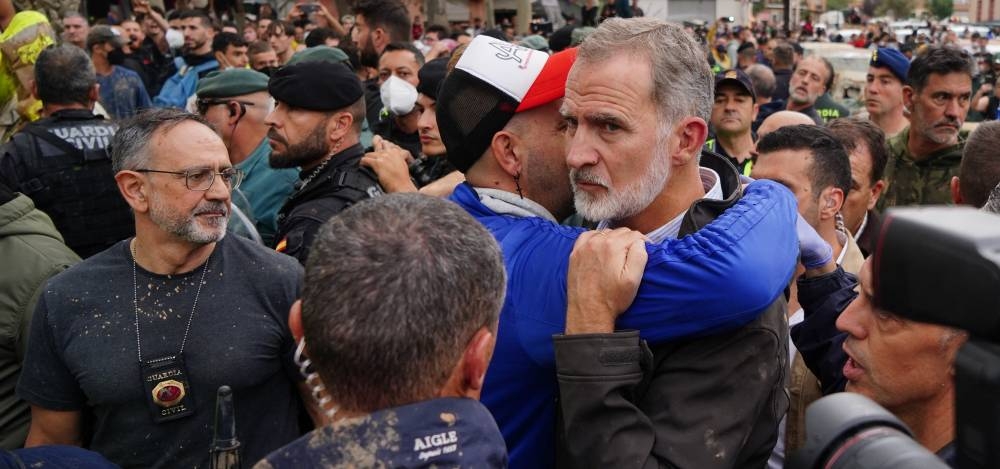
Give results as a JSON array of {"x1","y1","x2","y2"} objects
[{"x1": 132, "y1": 241, "x2": 210, "y2": 423}]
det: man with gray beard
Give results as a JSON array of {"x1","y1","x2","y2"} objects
[
  {"x1": 555, "y1": 18, "x2": 803, "y2": 467},
  {"x1": 17, "y1": 109, "x2": 311, "y2": 468},
  {"x1": 437, "y1": 29, "x2": 823, "y2": 468}
]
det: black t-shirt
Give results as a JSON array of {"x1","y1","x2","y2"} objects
[{"x1": 17, "y1": 236, "x2": 304, "y2": 468}]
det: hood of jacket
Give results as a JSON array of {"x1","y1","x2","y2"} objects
[{"x1": 0, "y1": 193, "x2": 66, "y2": 242}]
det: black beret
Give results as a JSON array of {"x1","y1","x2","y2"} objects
[
  {"x1": 417, "y1": 57, "x2": 448, "y2": 100},
  {"x1": 268, "y1": 60, "x2": 363, "y2": 111}
]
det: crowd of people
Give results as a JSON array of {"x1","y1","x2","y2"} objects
[{"x1": 1, "y1": 0, "x2": 998, "y2": 467}]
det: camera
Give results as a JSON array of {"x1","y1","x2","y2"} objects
[
  {"x1": 791, "y1": 206, "x2": 1000, "y2": 469},
  {"x1": 299, "y1": 3, "x2": 320, "y2": 15},
  {"x1": 790, "y1": 393, "x2": 948, "y2": 468}
]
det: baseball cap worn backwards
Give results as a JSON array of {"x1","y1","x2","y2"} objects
[
  {"x1": 437, "y1": 35, "x2": 577, "y2": 172},
  {"x1": 870, "y1": 47, "x2": 910, "y2": 83},
  {"x1": 268, "y1": 60, "x2": 362, "y2": 111}
]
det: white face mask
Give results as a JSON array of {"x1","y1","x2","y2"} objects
[
  {"x1": 379, "y1": 75, "x2": 418, "y2": 116},
  {"x1": 165, "y1": 28, "x2": 184, "y2": 50}
]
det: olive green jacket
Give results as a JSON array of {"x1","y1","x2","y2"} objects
[
  {"x1": 0, "y1": 193, "x2": 78, "y2": 449},
  {"x1": 878, "y1": 126, "x2": 963, "y2": 210}
]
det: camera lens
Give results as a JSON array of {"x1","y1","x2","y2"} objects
[
  {"x1": 820, "y1": 426, "x2": 948, "y2": 469},
  {"x1": 788, "y1": 393, "x2": 949, "y2": 469}
]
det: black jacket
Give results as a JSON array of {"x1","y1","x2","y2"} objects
[
  {"x1": 274, "y1": 143, "x2": 382, "y2": 264},
  {"x1": 0, "y1": 109, "x2": 134, "y2": 258},
  {"x1": 553, "y1": 151, "x2": 790, "y2": 468},
  {"x1": 791, "y1": 266, "x2": 856, "y2": 395}
]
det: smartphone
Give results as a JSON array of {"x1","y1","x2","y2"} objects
[{"x1": 300, "y1": 3, "x2": 320, "y2": 14}]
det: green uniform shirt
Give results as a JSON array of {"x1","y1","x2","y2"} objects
[
  {"x1": 878, "y1": 126, "x2": 964, "y2": 210},
  {"x1": 814, "y1": 93, "x2": 850, "y2": 124}
]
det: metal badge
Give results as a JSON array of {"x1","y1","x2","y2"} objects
[{"x1": 141, "y1": 356, "x2": 196, "y2": 423}]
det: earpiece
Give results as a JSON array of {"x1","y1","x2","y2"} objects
[{"x1": 229, "y1": 102, "x2": 247, "y2": 118}]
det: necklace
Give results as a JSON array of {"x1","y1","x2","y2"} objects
[
  {"x1": 131, "y1": 240, "x2": 210, "y2": 363},
  {"x1": 296, "y1": 140, "x2": 344, "y2": 192},
  {"x1": 131, "y1": 239, "x2": 211, "y2": 422}
]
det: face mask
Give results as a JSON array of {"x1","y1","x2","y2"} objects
[
  {"x1": 257, "y1": 66, "x2": 280, "y2": 77},
  {"x1": 379, "y1": 75, "x2": 417, "y2": 116},
  {"x1": 108, "y1": 47, "x2": 127, "y2": 65},
  {"x1": 165, "y1": 28, "x2": 184, "y2": 49}
]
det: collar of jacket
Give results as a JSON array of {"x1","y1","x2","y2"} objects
[
  {"x1": 283, "y1": 143, "x2": 377, "y2": 206},
  {"x1": 678, "y1": 149, "x2": 744, "y2": 237},
  {"x1": 888, "y1": 126, "x2": 964, "y2": 167},
  {"x1": 46, "y1": 108, "x2": 103, "y2": 121}
]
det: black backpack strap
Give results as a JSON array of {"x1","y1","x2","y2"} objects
[{"x1": 333, "y1": 166, "x2": 384, "y2": 199}]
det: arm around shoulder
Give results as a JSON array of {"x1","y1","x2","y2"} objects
[{"x1": 618, "y1": 179, "x2": 799, "y2": 343}]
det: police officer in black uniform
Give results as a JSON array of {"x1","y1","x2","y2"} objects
[
  {"x1": 266, "y1": 60, "x2": 383, "y2": 264},
  {"x1": 0, "y1": 45, "x2": 134, "y2": 258}
]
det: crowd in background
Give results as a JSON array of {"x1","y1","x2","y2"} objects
[{"x1": 0, "y1": 0, "x2": 998, "y2": 468}]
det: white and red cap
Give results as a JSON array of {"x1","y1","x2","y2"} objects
[{"x1": 438, "y1": 35, "x2": 577, "y2": 172}]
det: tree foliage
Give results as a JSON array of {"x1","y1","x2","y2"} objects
[
  {"x1": 929, "y1": 0, "x2": 954, "y2": 20},
  {"x1": 876, "y1": 0, "x2": 914, "y2": 19},
  {"x1": 827, "y1": 0, "x2": 850, "y2": 12}
]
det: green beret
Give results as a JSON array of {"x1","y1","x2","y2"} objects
[
  {"x1": 196, "y1": 68, "x2": 270, "y2": 99},
  {"x1": 286, "y1": 46, "x2": 352, "y2": 69},
  {"x1": 571, "y1": 27, "x2": 596, "y2": 46},
  {"x1": 519, "y1": 35, "x2": 549, "y2": 52}
]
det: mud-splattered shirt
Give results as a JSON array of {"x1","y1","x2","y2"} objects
[
  {"x1": 255, "y1": 397, "x2": 507, "y2": 468},
  {"x1": 16, "y1": 236, "x2": 304, "y2": 468}
]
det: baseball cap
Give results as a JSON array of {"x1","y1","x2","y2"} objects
[
  {"x1": 437, "y1": 35, "x2": 577, "y2": 172},
  {"x1": 86, "y1": 25, "x2": 124, "y2": 51},
  {"x1": 715, "y1": 68, "x2": 756, "y2": 102},
  {"x1": 869, "y1": 47, "x2": 909, "y2": 83}
]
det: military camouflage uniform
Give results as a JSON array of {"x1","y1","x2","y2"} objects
[{"x1": 878, "y1": 126, "x2": 963, "y2": 210}]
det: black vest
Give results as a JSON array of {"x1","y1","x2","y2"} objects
[{"x1": 8, "y1": 110, "x2": 134, "y2": 257}]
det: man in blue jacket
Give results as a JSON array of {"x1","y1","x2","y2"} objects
[{"x1": 437, "y1": 29, "x2": 824, "y2": 467}]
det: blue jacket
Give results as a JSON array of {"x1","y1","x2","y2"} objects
[
  {"x1": 792, "y1": 266, "x2": 857, "y2": 395},
  {"x1": 449, "y1": 179, "x2": 799, "y2": 467},
  {"x1": 152, "y1": 57, "x2": 217, "y2": 109}
]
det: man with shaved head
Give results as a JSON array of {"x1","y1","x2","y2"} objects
[{"x1": 754, "y1": 110, "x2": 817, "y2": 157}]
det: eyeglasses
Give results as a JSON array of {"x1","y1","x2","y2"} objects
[
  {"x1": 195, "y1": 99, "x2": 256, "y2": 116},
  {"x1": 136, "y1": 167, "x2": 245, "y2": 191}
]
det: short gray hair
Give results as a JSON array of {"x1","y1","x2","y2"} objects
[
  {"x1": 111, "y1": 109, "x2": 215, "y2": 173},
  {"x1": 575, "y1": 18, "x2": 713, "y2": 128},
  {"x1": 746, "y1": 64, "x2": 777, "y2": 100},
  {"x1": 302, "y1": 193, "x2": 506, "y2": 413}
]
